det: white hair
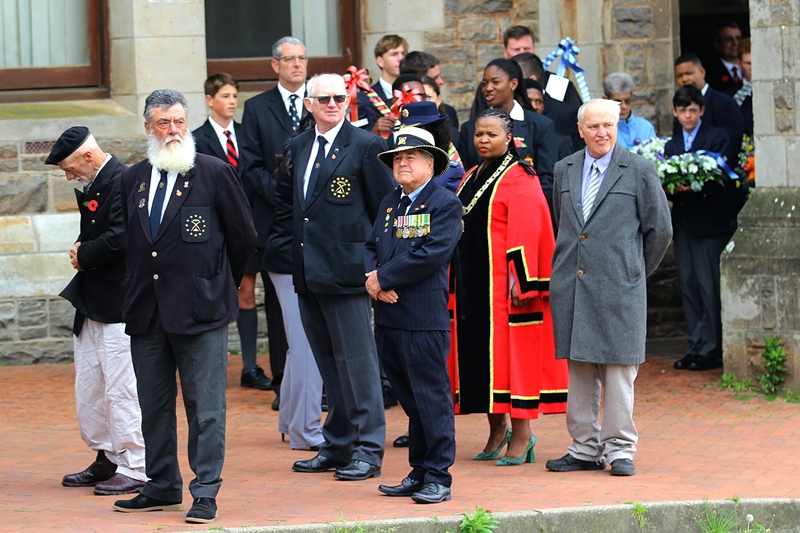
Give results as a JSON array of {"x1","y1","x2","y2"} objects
[
  {"x1": 147, "y1": 129, "x2": 196, "y2": 174},
  {"x1": 306, "y1": 73, "x2": 346, "y2": 97},
  {"x1": 578, "y1": 98, "x2": 621, "y2": 124}
]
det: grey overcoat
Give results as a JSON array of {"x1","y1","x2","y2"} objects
[{"x1": 551, "y1": 146, "x2": 672, "y2": 365}]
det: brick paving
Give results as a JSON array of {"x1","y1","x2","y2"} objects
[{"x1": 2, "y1": 339, "x2": 799, "y2": 532}]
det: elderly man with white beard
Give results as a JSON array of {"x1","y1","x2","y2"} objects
[{"x1": 113, "y1": 89, "x2": 256, "y2": 524}]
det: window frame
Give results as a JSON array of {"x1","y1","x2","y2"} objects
[
  {"x1": 206, "y1": 0, "x2": 359, "y2": 91},
  {"x1": 0, "y1": 0, "x2": 108, "y2": 102}
]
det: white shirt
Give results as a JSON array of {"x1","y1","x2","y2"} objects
[
  {"x1": 721, "y1": 58, "x2": 740, "y2": 79},
  {"x1": 302, "y1": 120, "x2": 345, "y2": 197},
  {"x1": 508, "y1": 100, "x2": 525, "y2": 121},
  {"x1": 379, "y1": 77, "x2": 393, "y2": 99},
  {"x1": 148, "y1": 166, "x2": 178, "y2": 222},
  {"x1": 207, "y1": 117, "x2": 237, "y2": 155},
  {"x1": 277, "y1": 83, "x2": 305, "y2": 119}
]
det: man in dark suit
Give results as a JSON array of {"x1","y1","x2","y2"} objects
[
  {"x1": 47, "y1": 127, "x2": 147, "y2": 497},
  {"x1": 286, "y1": 73, "x2": 394, "y2": 481},
  {"x1": 240, "y1": 37, "x2": 309, "y2": 408},
  {"x1": 193, "y1": 72, "x2": 274, "y2": 393},
  {"x1": 673, "y1": 53, "x2": 748, "y2": 222},
  {"x1": 372, "y1": 34, "x2": 408, "y2": 103},
  {"x1": 365, "y1": 128, "x2": 462, "y2": 504},
  {"x1": 665, "y1": 85, "x2": 736, "y2": 372},
  {"x1": 704, "y1": 20, "x2": 744, "y2": 96},
  {"x1": 113, "y1": 89, "x2": 256, "y2": 524}
]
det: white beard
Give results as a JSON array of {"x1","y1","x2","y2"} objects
[{"x1": 147, "y1": 130, "x2": 197, "y2": 174}]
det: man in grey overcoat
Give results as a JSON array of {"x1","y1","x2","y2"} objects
[{"x1": 545, "y1": 99, "x2": 672, "y2": 477}]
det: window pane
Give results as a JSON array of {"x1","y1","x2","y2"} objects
[
  {"x1": 205, "y1": 0, "x2": 340, "y2": 60},
  {"x1": 0, "y1": 0, "x2": 90, "y2": 68}
]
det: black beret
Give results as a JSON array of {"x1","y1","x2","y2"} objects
[{"x1": 45, "y1": 126, "x2": 92, "y2": 165}]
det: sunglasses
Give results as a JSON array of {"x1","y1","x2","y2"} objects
[{"x1": 308, "y1": 95, "x2": 347, "y2": 104}]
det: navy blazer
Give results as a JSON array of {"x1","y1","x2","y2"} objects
[
  {"x1": 120, "y1": 154, "x2": 256, "y2": 335},
  {"x1": 59, "y1": 155, "x2": 127, "y2": 334},
  {"x1": 285, "y1": 120, "x2": 394, "y2": 295},
  {"x1": 240, "y1": 87, "x2": 305, "y2": 247},
  {"x1": 364, "y1": 182, "x2": 462, "y2": 331},
  {"x1": 665, "y1": 120, "x2": 736, "y2": 237},
  {"x1": 458, "y1": 109, "x2": 558, "y2": 209}
]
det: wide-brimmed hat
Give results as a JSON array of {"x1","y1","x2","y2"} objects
[
  {"x1": 377, "y1": 127, "x2": 450, "y2": 178},
  {"x1": 394, "y1": 101, "x2": 447, "y2": 130}
]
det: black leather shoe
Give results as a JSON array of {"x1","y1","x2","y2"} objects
[
  {"x1": 673, "y1": 354, "x2": 695, "y2": 370},
  {"x1": 545, "y1": 454, "x2": 606, "y2": 472},
  {"x1": 113, "y1": 493, "x2": 182, "y2": 513},
  {"x1": 185, "y1": 497, "x2": 218, "y2": 523},
  {"x1": 292, "y1": 454, "x2": 348, "y2": 473},
  {"x1": 241, "y1": 366, "x2": 273, "y2": 390},
  {"x1": 610, "y1": 458, "x2": 636, "y2": 476},
  {"x1": 411, "y1": 482, "x2": 451, "y2": 504},
  {"x1": 393, "y1": 435, "x2": 409, "y2": 448},
  {"x1": 62, "y1": 451, "x2": 117, "y2": 487},
  {"x1": 378, "y1": 477, "x2": 424, "y2": 497},
  {"x1": 333, "y1": 460, "x2": 381, "y2": 480},
  {"x1": 688, "y1": 356, "x2": 723, "y2": 371},
  {"x1": 94, "y1": 473, "x2": 145, "y2": 495}
]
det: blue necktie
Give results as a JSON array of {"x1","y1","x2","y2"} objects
[{"x1": 150, "y1": 170, "x2": 168, "y2": 240}]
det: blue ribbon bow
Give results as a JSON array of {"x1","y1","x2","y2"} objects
[
  {"x1": 541, "y1": 37, "x2": 591, "y2": 104},
  {"x1": 697, "y1": 150, "x2": 739, "y2": 180}
]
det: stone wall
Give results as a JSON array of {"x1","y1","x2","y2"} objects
[{"x1": 720, "y1": 0, "x2": 800, "y2": 389}]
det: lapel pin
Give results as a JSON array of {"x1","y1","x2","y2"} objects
[
  {"x1": 137, "y1": 183, "x2": 146, "y2": 193},
  {"x1": 176, "y1": 190, "x2": 182, "y2": 197},
  {"x1": 184, "y1": 181, "x2": 189, "y2": 188},
  {"x1": 138, "y1": 198, "x2": 146, "y2": 208}
]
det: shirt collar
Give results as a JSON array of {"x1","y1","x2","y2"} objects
[
  {"x1": 379, "y1": 77, "x2": 393, "y2": 99},
  {"x1": 508, "y1": 100, "x2": 525, "y2": 121},
  {"x1": 401, "y1": 178, "x2": 431, "y2": 205},
  {"x1": 277, "y1": 82, "x2": 305, "y2": 103},
  {"x1": 315, "y1": 119, "x2": 345, "y2": 146},
  {"x1": 208, "y1": 117, "x2": 234, "y2": 136},
  {"x1": 700, "y1": 83, "x2": 709, "y2": 96},
  {"x1": 583, "y1": 146, "x2": 615, "y2": 176},
  {"x1": 683, "y1": 119, "x2": 702, "y2": 146}
]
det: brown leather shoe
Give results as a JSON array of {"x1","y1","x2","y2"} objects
[
  {"x1": 62, "y1": 451, "x2": 117, "y2": 487},
  {"x1": 94, "y1": 473, "x2": 146, "y2": 495}
]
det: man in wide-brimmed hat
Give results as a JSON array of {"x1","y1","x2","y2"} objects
[{"x1": 365, "y1": 128, "x2": 463, "y2": 504}]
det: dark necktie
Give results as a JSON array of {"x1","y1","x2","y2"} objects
[
  {"x1": 305, "y1": 136, "x2": 327, "y2": 201},
  {"x1": 288, "y1": 94, "x2": 300, "y2": 132},
  {"x1": 223, "y1": 130, "x2": 238, "y2": 169},
  {"x1": 731, "y1": 66, "x2": 741, "y2": 84},
  {"x1": 83, "y1": 180, "x2": 93, "y2": 194},
  {"x1": 150, "y1": 170, "x2": 168, "y2": 240}
]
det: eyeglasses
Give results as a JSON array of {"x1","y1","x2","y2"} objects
[
  {"x1": 308, "y1": 95, "x2": 347, "y2": 104},
  {"x1": 278, "y1": 55, "x2": 309, "y2": 63}
]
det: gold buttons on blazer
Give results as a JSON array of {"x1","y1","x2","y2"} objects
[
  {"x1": 577, "y1": 269, "x2": 584, "y2": 277},
  {"x1": 579, "y1": 235, "x2": 586, "y2": 242}
]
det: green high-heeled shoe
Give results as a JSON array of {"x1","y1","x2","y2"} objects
[
  {"x1": 495, "y1": 434, "x2": 537, "y2": 466},
  {"x1": 472, "y1": 428, "x2": 512, "y2": 461}
]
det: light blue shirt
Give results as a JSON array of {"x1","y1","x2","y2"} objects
[
  {"x1": 682, "y1": 120, "x2": 702, "y2": 152},
  {"x1": 399, "y1": 178, "x2": 431, "y2": 213},
  {"x1": 581, "y1": 147, "x2": 615, "y2": 200},
  {"x1": 616, "y1": 111, "x2": 656, "y2": 150}
]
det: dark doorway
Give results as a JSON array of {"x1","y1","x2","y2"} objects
[{"x1": 679, "y1": 0, "x2": 749, "y2": 65}]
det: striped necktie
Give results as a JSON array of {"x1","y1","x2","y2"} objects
[
  {"x1": 583, "y1": 161, "x2": 601, "y2": 221},
  {"x1": 223, "y1": 130, "x2": 238, "y2": 169}
]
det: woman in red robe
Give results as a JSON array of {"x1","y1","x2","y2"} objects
[{"x1": 449, "y1": 108, "x2": 568, "y2": 465}]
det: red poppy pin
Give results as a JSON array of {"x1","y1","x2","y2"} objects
[
  {"x1": 83, "y1": 200, "x2": 99, "y2": 212},
  {"x1": 722, "y1": 75, "x2": 730, "y2": 82}
]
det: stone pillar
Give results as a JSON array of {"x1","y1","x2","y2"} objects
[
  {"x1": 721, "y1": 0, "x2": 800, "y2": 388},
  {"x1": 109, "y1": 0, "x2": 208, "y2": 130}
]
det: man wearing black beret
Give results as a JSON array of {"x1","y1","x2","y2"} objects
[{"x1": 47, "y1": 127, "x2": 148, "y2": 496}]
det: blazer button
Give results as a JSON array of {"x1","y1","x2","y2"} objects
[
  {"x1": 579, "y1": 235, "x2": 586, "y2": 242},
  {"x1": 577, "y1": 269, "x2": 584, "y2": 277},
  {"x1": 91, "y1": 220, "x2": 95, "y2": 224},
  {"x1": 300, "y1": 242, "x2": 304, "y2": 248},
  {"x1": 153, "y1": 274, "x2": 159, "y2": 280},
  {"x1": 304, "y1": 217, "x2": 309, "y2": 223},
  {"x1": 151, "y1": 251, "x2": 157, "y2": 257}
]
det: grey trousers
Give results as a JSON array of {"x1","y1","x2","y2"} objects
[
  {"x1": 269, "y1": 272, "x2": 324, "y2": 449},
  {"x1": 298, "y1": 291, "x2": 385, "y2": 466},
  {"x1": 130, "y1": 316, "x2": 227, "y2": 502},
  {"x1": 565, "y1": 360, "x2": 638, "y2": 463}
]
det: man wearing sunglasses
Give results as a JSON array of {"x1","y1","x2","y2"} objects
[{"x1": 282, "y1": 73, "x2": 395, "y2": 481}]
